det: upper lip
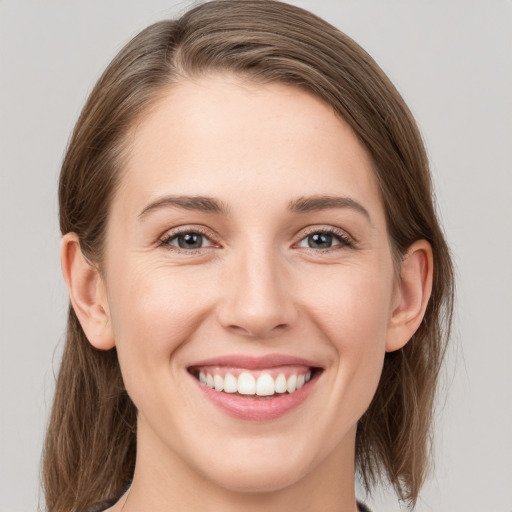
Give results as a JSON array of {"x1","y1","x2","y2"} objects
[{"x1": 187, "y1": 354, "x2": 322, "y2": 370}]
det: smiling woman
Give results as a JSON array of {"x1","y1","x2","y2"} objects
[{"x1": 42, "y1": 2, "x2": 454, "y2": 512}]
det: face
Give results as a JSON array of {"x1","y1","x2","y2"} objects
[{"x1": 101, "y1": 76, "x2": 399, "y2": 494}]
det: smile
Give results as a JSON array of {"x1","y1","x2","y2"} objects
[
  {"x1": 193, "y1": 367, "x2": 313, "y2": 397},
  {"x1": 187, "y1": 355, "x2": 322, "y2": 420}
]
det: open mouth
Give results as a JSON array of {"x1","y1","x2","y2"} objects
[{"x1": 188, "y1": 366, "x2": 322, "y2": 399}]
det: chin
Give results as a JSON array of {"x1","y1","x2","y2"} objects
[
  {"x1": 198, "y1": 455, "x2": 312, "y2": 494},
  {"x1": 180, "y1": 426, "x2": 341, "y2": 497}
]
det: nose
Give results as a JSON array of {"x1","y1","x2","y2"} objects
[{"x1": 217, "y1": 245, "x2": 298, "y2": 339}]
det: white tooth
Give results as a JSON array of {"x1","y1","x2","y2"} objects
[
  {"x1": 256, "y1": 373, "x2": 275, "y2": 396},
  {"x1": 297, "y1": 374, "x2": 305, "y2": 389},
  {"x1": 206, "y1": 373, "x2": 214, "y2": 389},
  {"x1": 305, "y1": 370, "x2": 312, "y2": 382},
  {"x1": 275, "y1": 373, "x2": 287, "y2": 393},
  {"x1": 199, "y1": 371, "x2": 206, "y2": 385},
  {"x1": 238, "y1": 372, "x2": 256, "y2": 395},
  {"x1": 287, "y1": 374, "x2": 297, "y2": 393},
  {"x1": 223, "y1": 373, "x2": 238, "y2": 393},
  {"x1": 214, "y1": 374, "x2": 224, "y2": 392}
]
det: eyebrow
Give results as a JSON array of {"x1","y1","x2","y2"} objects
[
  {"x1": 138, "y1": 195, "x2": 230, "y2": 219},
  {"x1": 288, "y1": 195, "x2": 371, "y2": 221},
  {"x1": 138, "y1": 194, "x2": 371, "y2": 222}
]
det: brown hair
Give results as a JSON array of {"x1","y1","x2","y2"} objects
[{"x1": 43, "y1": 1, "x2": 454, "y2": 510}]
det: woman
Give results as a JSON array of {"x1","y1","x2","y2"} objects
[{"x1": 43, "y1": 1, "x2": 454, "y2": 511}]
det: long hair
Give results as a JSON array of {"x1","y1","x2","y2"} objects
[{"x1": 43, "y1": 1, "x2": 454, "y2": 510}]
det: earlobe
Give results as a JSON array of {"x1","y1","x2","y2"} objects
[
  {"x1": 386, "y1": 240, "x2": 433, "y2": 352},
  {"x1": 61, "y1": 233, "x2": 115, "y2": 350}
]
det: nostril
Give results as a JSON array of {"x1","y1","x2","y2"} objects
[
  {"x1": 216, "y1": 283, "x2": 299, "y2": 338},
  {"x1": 227, "y1": 324, "x2": 250, "y2": 335},
  {"x1": 227, "y1": 321, "x2": 289, "y2": 339}
]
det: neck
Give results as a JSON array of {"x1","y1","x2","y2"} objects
[{"x1": 119, "y1": 417, "x2": 360, "y2": 512}]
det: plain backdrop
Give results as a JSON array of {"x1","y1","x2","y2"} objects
[{"x1": 1, "y1": 1, "x2": 511, "y2": 511}]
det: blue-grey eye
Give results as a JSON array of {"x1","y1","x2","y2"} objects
[
  {"x1": 161, "y1": 228, "x2": 217, "y2": 251},
  {"x1": 307, "y1": 232, "x2": 334, "y2": 249},
  {"x1": 296, "y1": 230, "x2": 350, "y2": 250},
  {"x1": 176, "y1": 232, "x2": 205, "y2": 249}
]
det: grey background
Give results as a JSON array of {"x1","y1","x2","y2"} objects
[{"x1": 1, "y1": 1, "x2": 511, "y2": 511}]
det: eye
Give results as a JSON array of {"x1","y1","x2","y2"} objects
[
  {"x1": 160, "y1": 229, "x2": 217, "y2": 251},
  {"x1": 296, "y1": 228, "x2": 352, "y2": 250}
]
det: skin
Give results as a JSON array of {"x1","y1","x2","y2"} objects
[{"x1": 62, "y1": 76, "x2": 433, "y2": 512}]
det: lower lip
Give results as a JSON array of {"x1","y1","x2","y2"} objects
[{"x1": 191, "y1": 373, "x2": 318, "y2": 421}]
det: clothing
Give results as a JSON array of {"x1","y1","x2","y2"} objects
[{"x1": 86, "y1": 499, "x2": 373, "y2": 511}]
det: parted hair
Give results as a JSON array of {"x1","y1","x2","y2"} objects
[{"x1": 43, "y1": 1, "x2": 454, "y2": 510}]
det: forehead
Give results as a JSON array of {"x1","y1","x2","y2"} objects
[{"x1": 115, "y1": 76, "x2": 384, "y2": 223}]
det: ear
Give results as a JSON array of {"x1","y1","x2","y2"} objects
[
  {"x1": 386, "y1": 239, "x2": 433, "y2": 352},
  {"x1": 61, "y1": 232, "x2": 115, "y2": 350}
]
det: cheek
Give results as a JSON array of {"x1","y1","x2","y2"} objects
[
  {"x1": 303, "y1": 263, "x2": 394, "y2": 350},
  {"x1": 106, "y1": 260, "x2": 208, "y2": 386},
  {"x1": 300, "y1": 264, "x2": 394, "y2": 412}
]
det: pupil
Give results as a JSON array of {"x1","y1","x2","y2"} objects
[
  {"x1": 308, "y1": 233, "x2": 332, "y2": 249},
  {"x1": 178, "y1": 233, "x2": 202, "y2": 249}
]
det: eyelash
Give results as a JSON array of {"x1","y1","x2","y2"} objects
[
  {"x1": 296, "y1": 227, "x2": 354, "y2": 252},
  {"x1": 158, "y1": 226, "x2": 354, "y2": 254},
  {"x1": 159, "y1": 226, "x2": 218, "y2": 254}
]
